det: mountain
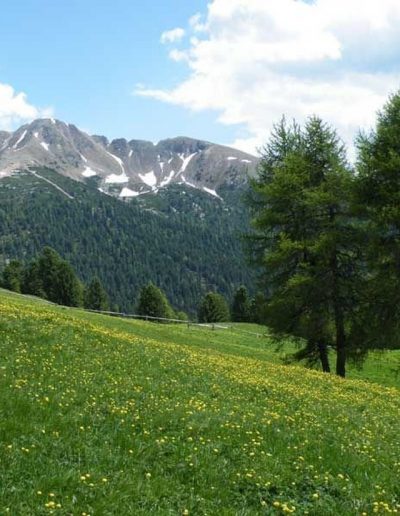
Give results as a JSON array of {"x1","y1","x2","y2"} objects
[
  {"x1": 0, "y1": 118, "x2": 260, "y2": 314},
  {"x1": 0, "y1": 118, "x2": 258, "y2": 199}
]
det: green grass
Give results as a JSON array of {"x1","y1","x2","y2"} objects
[{"x1": 0, "y1": 289, "x2": 399, "y2": 515}]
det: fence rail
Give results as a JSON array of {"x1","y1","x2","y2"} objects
[
  {"x1": 2, "y1": 289, "x2": 267, "y2": 338},
  {"x1": 84, "y1": 308, "x2": 267, "y2": 337}
]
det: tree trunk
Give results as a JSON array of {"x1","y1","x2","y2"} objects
[
  {"x1": 329, "y1": 206, "x2": 346, "y2": 378},
  {"x1": 318, "y1": 341, "x2": 331, "y2": 373},
  {"x1": 336, "y1": 344, "x2": 346, "y2": 377},
  {"x1": 335, "y1": 320, "x2": 346, "y2": 377}
]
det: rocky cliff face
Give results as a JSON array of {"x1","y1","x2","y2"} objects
[{"x1": 0, "y1": 119, "x2": 258, "y2": 199}]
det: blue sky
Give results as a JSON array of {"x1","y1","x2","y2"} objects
[
  {"x1": 1, "y1": 0, "x2": 400, "y2": 155},
  {"x1": 0, "y1": 0, "x2": 236, "y2": 143}
]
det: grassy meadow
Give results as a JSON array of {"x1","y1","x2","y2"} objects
[{"x1": 0, "y1": 289, "x2": 399, "y2": 515}]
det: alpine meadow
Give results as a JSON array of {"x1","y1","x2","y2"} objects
[{"x1": 1, "y1": 1, "x2": 400, "y2": 515}]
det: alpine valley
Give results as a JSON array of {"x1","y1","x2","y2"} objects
[{"x1": 0, "y1": 118, "x2": 259, "y2": 314}]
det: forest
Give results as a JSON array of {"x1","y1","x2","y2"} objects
[{"x1": 0, "y1": 168, "x2": 255, "y2": 315}]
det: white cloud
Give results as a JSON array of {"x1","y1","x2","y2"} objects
[
  {"x1": 160, "y1": 27, "x2": 185, "y2": 44},
  {"x1": 189, "y1": 13, "x2": 207, "y2": 33},
  {"x1": 0, "y1": 83, "x2": 52, "y2": 130},
  {"x1": 136, "y1": 0, "x2": 400, "y2": 156}
]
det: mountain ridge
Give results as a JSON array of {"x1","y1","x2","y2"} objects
[{"x1": 0, "y1": 118, "x2": 258, "y2": 200}]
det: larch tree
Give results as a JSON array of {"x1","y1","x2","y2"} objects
[
  {"x1": 354, "y1": 91, "x2": 400, "y2": 351},
  {"x1": 247, "y1": 117, "x2": 361, "y2": 376}
]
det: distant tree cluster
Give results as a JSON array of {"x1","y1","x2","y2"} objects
[
  {"x1": 196, "y1": 286, "x2": 263, "y2": 324},
  {"x1": 3, "y1": 249, "x2": 263, "y2": 325},
  {"x1": 1, "y1": 246, "x2": 109, "y2": 310},
  {"x1": 247, "y1": 91, "x2": 400, "y2": 377}
]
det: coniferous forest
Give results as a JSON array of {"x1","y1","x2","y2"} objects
[{"x1": 0, "y1": 167, "x2": 255, "y2": 314}]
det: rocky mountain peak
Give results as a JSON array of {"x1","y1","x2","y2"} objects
[{"x1": 0, "y1": 118, "x2": 259, "y2": 199}]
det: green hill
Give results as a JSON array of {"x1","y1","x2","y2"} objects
[{"x1": 1, "y1": 290, "x2": 399, "y2": 515}]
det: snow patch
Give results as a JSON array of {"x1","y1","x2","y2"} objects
[
  {"x1": 40, "y1": 142, "x2": 49, "y2": 151},
  {"x1": 160, "y1": 169, "x2": 175, "y2": 187},
  {"x1": 82, "y1": 166, "x2": 97, "y2": 178},
  {"x1": 139, "y1": 170, "x2": 157, "y2": 187},
  {"x1": 120, "y1": 187, "x2": 140, "y2": 198},
  {"x1": 80, "y1": 153, "x2": 88, "y2": 163},
  {"x1": 182, "y1": 175, "x2": 197, "y2": 188},
  {"x1": 104, "y1": 151, "x2": 129, "y2": 183},
  {"x1": 179, "y1": 152, "x2": 197, "y2": 174},
  {"x1": 0, "y1": 137, "x2": 11, "y2": 151},
  {"x1": 105, "y1": 173, "x2": 129, "y2": 184},
  {"x1": 13, "y1": 130, "x2": 27, "y2": 149},
  {"x1": 34, "y1": 132, "x2": 39, "y2": 138},
  {"x1": 0, "y1": 168, "x2": 16, "y2": 178},
  {"x1": 106, "y1": 150, "x2": 125, "y2": 173},
  {"x1": 128, "y1": 149, "x2": 133, "y2": 157},
  {"x1": 227, "y1": 156, "x2": 238, "y2": 161},
  {"x1": 203, "y1": 186, "x2": 222, "y2": 199},
  {"x1": 241, "y1": 159, "x2": 252, "y2": 164}
]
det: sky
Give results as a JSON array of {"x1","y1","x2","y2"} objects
[{"x1": 1, "y1": 0, "x2": 400, "y2": 156}]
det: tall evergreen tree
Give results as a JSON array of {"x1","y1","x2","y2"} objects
[
  {"x1": 1, "y1": 260, "x2": 23, "y2": 293},
  {"x1": 21, "y1": 247, "x2": 83, "y2": 306},
  {"x1": 21, "y1": 260, "x2": 45, "y2": 298},
  {"x1": 85, "y1": 277, "x2": 109, "y2": 311},
  {"x1": 55, "y1": 260, "x2": 83, "y2": 307},
  {"x1": 36, "y1": 247, "x2": 64, "y2": 303},
  {"x1": 247, "y1": 117, "x2": 360, "y2": 376},
  {"x1": 137, "y1": 283, "x2": 174, "y2": 320},
  {"x1": 250, "y1": 292, "x2": 266, "y2": 325},
  {"x1": 198, "y1": 292, "x2": 230, "y2": 323},
  {"x1": 231, "y1": 286, "x2": 251, "y2": 322},
  {"x1": 354, "y1": 91, "x2": 400, "y2": 351}
]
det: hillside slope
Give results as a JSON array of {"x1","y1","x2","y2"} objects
[
  {"x1": 1, "y1": 291, "x2": 399, "y2": 514},
  {"x1": 0, "y1": 168, "x2": 255, "y2": 313}
]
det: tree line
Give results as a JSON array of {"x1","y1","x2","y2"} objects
[
  {"x1": 1, "y1": 246, "x2": 257, "y2": 323},
  {"x1": 246, "y1": 90, "x2": 400, "y2": 377},
  {"x1": 1, "y1": 247, "x2": 109, "y2": 311}
]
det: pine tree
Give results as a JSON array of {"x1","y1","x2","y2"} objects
[
  {"x1": 198, "y1": 292, "x2": 230, "y2": 323},
  {"x1": 21, "y1": 261, "x2": 45, "y2": 298},
  {"x1": 247, "y1": 117, "x2": 360, "y2": 376},
  {"x1": 250, "y1": 292, "x2": 266, "y2": 324},
  {"x1": 1, "y1": 260, "x2": 23, "y2": 293},
  {"x1": 85, "y1": 277, "x2": 109, "y2": 311},
  {"x1": 54, "y1": 260, "x2": 83, "y2": 307},
  {"x1": 36, "y1": 247, "x2": 63, "y2": 303},
  {"x1": 354, "y1": 91, "x2": 400, "y2": 351},
  {"x1": 231, "y1": 286, "x2": 251, "y2": 322},
  {"x1": 22, "y1": 247, "x2": 83, "y2": 306},
  {"x1": 137, "y1": 283, "x2": 174, "y2": 320}
]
